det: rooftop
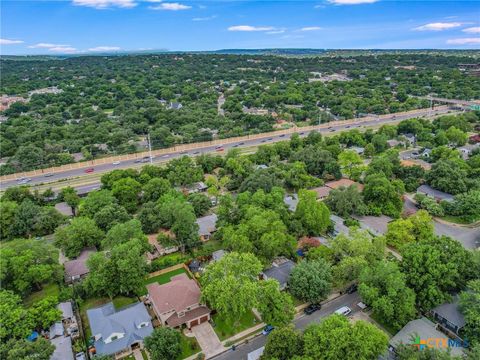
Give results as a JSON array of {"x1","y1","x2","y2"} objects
[
  {"x1": 352, "y1": 215, "x2": 392, "y2": 236},
  {"x1": 432, "y1": 296, "x2": 465, "y2": 329},
  {"x1": 50, "y1": 335, "x2": 74, "y2": 360},
  {"x1": 325, "y1": 178, "x2": 364, "y2": 191},
  {"x1": 64, "y1": 248, "x2": 97, "y2": 282},
  {"x1": 263, "y1": 259, "x2": 295, "y2": 288},
  {"x1": 196, "y1": 214, "x2": 218, "y2": 236}
]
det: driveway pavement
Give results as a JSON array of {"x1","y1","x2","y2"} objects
[
  {"x1": 212, "y1": 292, "x2": 361, "y2": 360},
  {"x1": 191, "y1": 322, "x2": 225, "y2": 359}
]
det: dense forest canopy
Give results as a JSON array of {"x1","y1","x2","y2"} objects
[{"x1": 1, "y1": 52, "x2": 479, "y2": 174}]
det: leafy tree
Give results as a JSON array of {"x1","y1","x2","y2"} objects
[
  {"x1": 359, "y1": 260, "x2": 416, "y2": 331},
  {"x1": 102, "y1": 219, "x2": 148, "y2": 250},
  {"x1": 100, "y1": 169, "x2": 139, "y2": 190},
  {"x1": 289, "y1": 258, "x2": 332, "y2": 304},
  {"x1": 303, "y1": 314, "x2": 388, "y2": 360},
  {"x1": 257, "y1": 279, "x2": 295, "y2": 326},
  {"x1": 338, "y1": 150, "x2": 363, "y2": 178},
  {"x1": 137, "y1": 201, "x2": 162, "y2": 234},
  {"x1": 0, "y1": 290, "x2": 33, "y2": 341},
  {"x1": 60, "y1": 187, "x2": 80, "y2": 216},
  {"x1": 85, "y1": 238, "x2": 147, "y2": 297},
  {"x1": 284, "y1": 161, "x2": 322, "y2": 191},
  {"x1": 413, "y1": 193, "x2": 445, "y2": 217},
  {"x1": 294, "y1": 189, "x2": 331, "y2": 236},
  {"x1": 142, "y1": 177, "x2": 171, "y2": 203},
  {"x1": 395, "y1": 344, "x2": 461, "y2": 360},
  {"x1": 427, "y1": 160, "x2": 468, "y2": 195},
  {"x1": 325, "y1": 185, "x2": 366, "y2": 217},
  {"x1": 0, "y1": 201, "x2": 18, "y2": 240},
  {"x1": 28, "y1": 296, "x2": 61, "y2": 330},
  {"x1": 0, "y1": 238, "x2": 60, "y2": 295},
  {"x1": 93, "y1": 203, "x2": 131, "y2": 231},
  {"x1": 188, "y1": 193, "x2": 212, "y2": 217},
  {"x1": 0, "y1": 337, "x2": 55, "y2": 360},
  {"x1": 401, "y1": 236, "x2": 474, "y2": 310},
  {"x1": 459, "y1": 279, "x2": 480, "y2": 345},
  {"x1": 144, "y1": 327, "x2": 181, "y2": 360},
  {"x1": 445, "y1": 126, "x2": 467, "y2": 147},
  {"x1": 34, "y1": 206, "x2": 65, "y2": 236},
  {"x1": 363, "y1": 173, "x2": 404, "y2": 218},
  {"x1": 111, "y1": 177, "x2": 142, "y2": 213},
  {"x1": 55, "y1": 217, "x2": 104, "y2": 258},
  {"x1": 446, "y1": 190, "x2": 480, "y2": 222},
  {"x1": 291, "y1": 146, "x2": 341, "y2": 179},
  {"x1": 79, "y1": 190, "x2": 116, "y2": 218},
  {"x1": 201, "y1": 252, "x2": 263, "y2": 321},
  {"x1": 262, "y1": 325, "x2": 304, "y2": 360},
  {"x1": 166, "y1": 156, "x2": 203, "y2": 186},
  {"x1": 11, "y1": 199, "x2": 40, "y2": 238},
  {"x1": 385, "y1": 210, "x2": 434, "y2": 249},
  {"x1": 239, "y1": 168, "x2": 284, "y2": 193}
]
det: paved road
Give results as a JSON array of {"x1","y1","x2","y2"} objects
[
  {"x1": 1, "y1": 107, "x2": 454, "y2": 193},
  {"x1": 212, "y1": 292, "x2": 361, "y2": 360}
]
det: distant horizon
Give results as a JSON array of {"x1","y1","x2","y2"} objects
[{"x1": 1, "y1": 1, "x2": 479, "y2": 55}]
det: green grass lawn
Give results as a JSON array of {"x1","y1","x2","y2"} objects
[
  {"x1": 24, "y1": 283, "x2": 60, "y2": 307},
  {"x1": 178, "y1": 333, "x2": 201, "y2": 359},
  {"x1": 139, "y1": 267, "x2": 191, "y2": 295},
  {"x1": 80, "y1": 295, "x2": 137, "y2": 339},
  {"x1": 212, "y1": 311, "x2": 258, "y2": 341}
]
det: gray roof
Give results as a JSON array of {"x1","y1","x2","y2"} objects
[
  {"x1": 87, "y1": 302, "x2": 153, "y2": 356},
  {"x1": 49, "y1": 322, "x2": 64, "y2": 339},
  {"x1": 58, "y1": 302, "x2": 74, "y2": 320},
  {"x1": 55, "y1": 202, "x2": 74, "y2": 217},
  {"x1": 283, "y1": 194, "x2": 298, "y2": 212},
  {"x1": 50, "y1": 335, "x2": 74, "y2": 360},
  {"x1": 352, "y1": 215, "x2": 392, "y2": 236},
  {"x1": 212, "y1": 249, "x2": 226, "y2": 262},
  {"x1": 64, "y1": 248, "x2": 97, "y2": 282},
  {"x1": 389, "y1": 318, "x2": 464, "y2": 356},
  {"x1": 263, "y1": 260, "x2": 295, "y2": 288},
  {"x1": 417, "y1": 184, "x2": 454, "y2": 202},
  {"x1": 432, "y1": 297, "x2": 466, "y2": 328},
  {"x1": 196, "y1": 214, "x2": 218, "y2": 236}
]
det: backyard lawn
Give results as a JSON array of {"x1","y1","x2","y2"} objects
[
  {"x1": 80, "y1": 295, "x2": 138, "y2": 339},
  {"x1": 139, "y1": 267, "x2": 191, "y2": 295},
  {"x1": 24, "y1": 283, "x2": 60, "y2": 307},
  {"x1": 212, "y1": 311, "x2": 259, "y2": 341},
  {"x1": 178, "y1": 333, "x2": 201, "y2": 359}
]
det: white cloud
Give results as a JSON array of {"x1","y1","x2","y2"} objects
[
  {"x1": 314, "y1": 4, "x2": 325, "y2": 9},
  {"x1": 72, "y1": 0, "x2": 137, "y2": 9},
  {"x1": 447, "y1": 38, "x2": 480, "y2": 45},
  {"x1": 88, "y1": 46, "x2": 121, "y2": 51},
  {"x1": 192, "y1": 15, "x2": 216, "y2": 21},
  {"x1": 462, "y1": 27, "x2": 480, "y2": 34},
  {"x1": 49, "y1": 47, "x2": 78, "y2": 53},
  {"x1": 413, "y1": 22, "x2": 463, "y2": 31},
  {"x1": 328, "y1": 0, "x2": 379, "y2": 5},
  {"x1": 0, "y1": 38, "x2": 24, "y2": 45},
  {"x1": 266, "y1": 30, "x2": 286, "y2": 34},
  {"x1": 228, "y1": 25, "x2": 275, "y2": 32},
  {"x1": 150, "y1": 2, "x2": 191, "y2": 10},
  {"x1": 300, "y1": 26, "x2": 322, "y2": 31},
  {"x1": 29, "y1": 43, "x2": 70, "y2": 49}
]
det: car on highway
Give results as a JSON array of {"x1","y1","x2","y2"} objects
[
  {"x1": 84, "y1": 168, "x2": 95, "y2": 173},
  {"x1": 44, "y1": 172, "x2": 54, "y2": 177},
  {"x1": 299, "y1": 132, "x2": 305, "y2": 135},
  {"x1": 304, "y1": 303, "x2": 321, "y2": 315},
  {"x1": 215, "y1": 145, "x2": 224, "y2": 149},
  {"x1": 279, "y1": 134, "x2": 286, "y2": 137},
  {"x1": 262, "y1": 325, "x2": 275, "y2": 336},
  {"x1": 193, "y1": 151, "x2": 200, "y2": 154},
  {"x1": 239, "y1": 142, "x2": 245, "y2": 145},
  {"x1": 134, "y1": 158, "x2": 142, "y2": 163},
  {"x1": 334, "y1": 306, "x2": 352, "y2": 316},
  {"x1": 267, "y1": 138, "x2": 273, "y2": 141},
  {"x1": 233, "y1": 144, "x2": 239, "y2": 147},
  {"x1": 329, "y1": 129, "x2": 336, "y2": 132},
  {"x1": 18, "y1": 178, "x2": 32, "y2": 184},
  {"x1": 261, "y1": 139, "x2": 267, "y2": 143},
  {"x1": 346, "y1": 125, "x2": 351, "y2": 128},
  {"x1": 215, "y1": 148, "x2": 224, "y2": 152},
  {"x1": 112, "y1": 161, "x2": 120, "y2": 165}
]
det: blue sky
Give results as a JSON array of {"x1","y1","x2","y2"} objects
[{"x1": 1, "y1": 0, "x2": 479, "y2": 54}]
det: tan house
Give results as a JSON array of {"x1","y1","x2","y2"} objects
[{"x1": 147, "y1": 274, "x2": 211, "y2": 329}]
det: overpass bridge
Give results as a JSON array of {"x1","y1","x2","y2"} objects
[{"x1": 418, "y1": 96, "x2": 480, "y2": 109}]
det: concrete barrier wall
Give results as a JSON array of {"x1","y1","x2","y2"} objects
[{"x1": 0, "y1": 106, "x2": 446, "y2": 182}]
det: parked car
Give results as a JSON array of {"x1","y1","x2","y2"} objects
[
  {"x1": 84, "y1": 168, "x2": 94, "y2": 173},
  {"x1": 334, "y1": 306, "x2": 352, "y2": 316},
  {"x1": 112, "y1": 161, "x2": 120, "y2": 165},
  {"x1": 262, "y1": 325, "x2": 275, "y2": 336},
  {"x1": 346, "y1": 284, "x2": 358, "y2": 294},
  {"x1": 304, "y1": 304, "x2": 321, "y2": 315}
]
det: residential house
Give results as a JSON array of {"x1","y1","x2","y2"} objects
[
  {"x1": 349, "y1": 146, "x2": 365, "y2": 155},
  {"x1": 420, "y1": 148, "x2": 432, "y2": 158},
  {"x1": 147, "y1": 274, "x2": 211, "y2": 329},
  {"x1": 310, "y1": 186, "x2": 332, "y2": 200},
  {"x1": 388, "y1": 317, "x2": 464, "y2": 357},
  {"x1": 57, "y1": 301, "x2": 79, "y2": 338},
  {"x1": 168, "y1": 102, "x2": 183, "y2": 110},
  {"x1": 50, "y1": 334, "x2": 74, "y2": 360},
  {"x1": 458, "y1": 143, "x2": 479, "y2": 159},
  {"x1": 387, "y1": 139, "x2": 405, "y2": 148},
  {"x1": 325, "y1": 178, "x2": 364, "y2": 191},
  {"x1": 211, "y1": 249, "x2": 226, "y2": 262},
  {"x1": 417, "y1": 184, "x2": 454, "y2": 203},
  {"x1": 352, "y1": 215, "x2": 392, "y2": 236},
  {"x1": 87, "y1": 302, "x2": 153, "y2": 357},
  {"x1": 49, "y1": 322, "x2": 64, "y2": 339},
  {"x1": 431, "y1": 297, "x2": 465, "y2": 337},
  {"x1": 262, "y1": 258, "x2": 295, "y2": 291},
  {"x1": 146, "y1": 232, "x2": 178, "y2": 262},
  {"x1": 64, "y1": 248, "x2": 97, "y2": 284},
  {"x1": 402, "y1": 133, "x2": 416, "y2": 146},
  {"x1": 469, "y1": 134, "x2": 480, "y2": 143},
  {"x1": 283, "y1": 194, "x2": 298, "y2": 211},
  {"x1": 55, "y1": 202, "x2": 74, "y2": 217},
  {"x1": 186, "y1": 181, "x2": 208, "y2": 194},
  {"x1": 196, "y1": 214, "x2": 218, "y2": 241}
]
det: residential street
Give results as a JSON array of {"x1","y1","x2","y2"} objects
[{"x1": 212, "y1": 292, "x2": 361, "y2": 360}]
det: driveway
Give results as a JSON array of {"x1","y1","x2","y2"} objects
[{"x1": 191, "y1": 322, "x2": 225, "y2": 359}]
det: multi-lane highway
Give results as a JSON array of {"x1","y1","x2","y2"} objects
[
  {"x1": 212, "y1": 291, "x2": 362, "y2": 360},
  {"x1": 0, "y1": 106, "x2": 456, "y2": 193}
]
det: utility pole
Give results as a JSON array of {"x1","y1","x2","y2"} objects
[{"x1": 147, "y1": 133, "x2": 153, "y2": 164}]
